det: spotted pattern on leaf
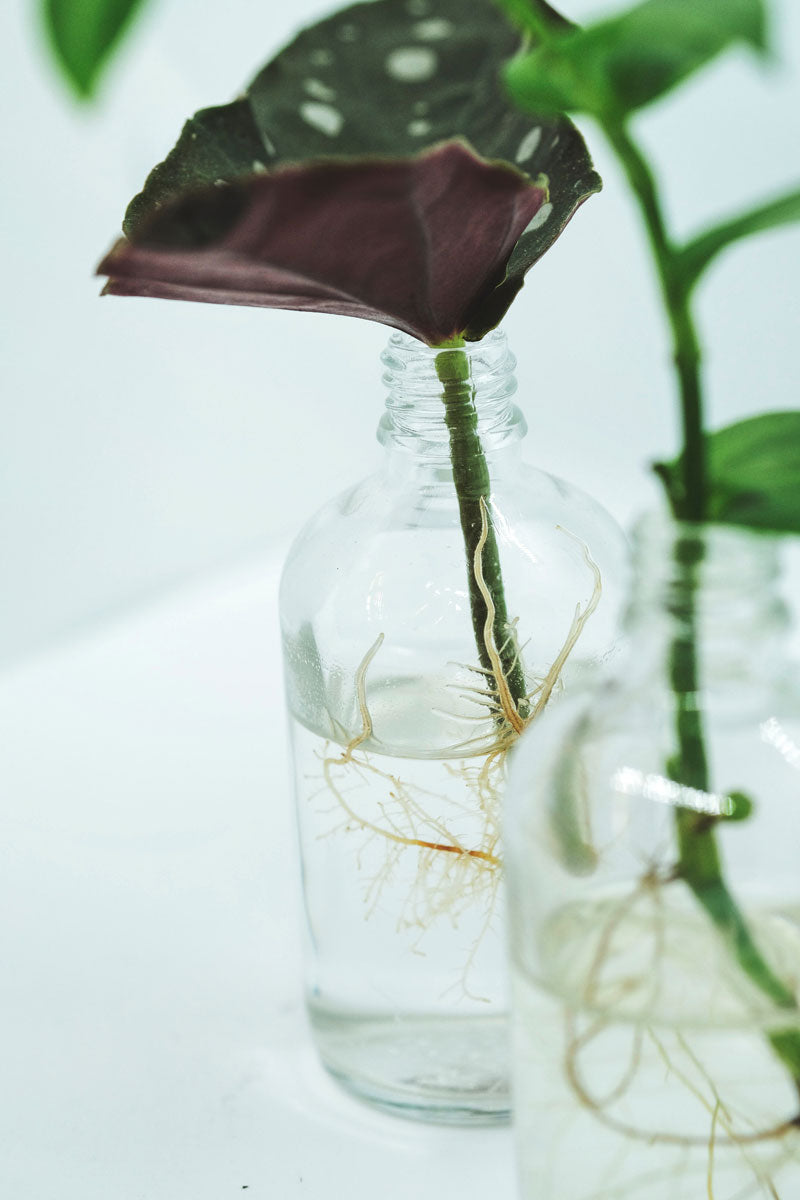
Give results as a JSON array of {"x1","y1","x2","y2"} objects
[{"x1": 110, "y1": 0, "x2": 600, "y2": 342}]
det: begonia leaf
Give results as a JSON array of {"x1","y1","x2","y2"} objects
[
  {"x1": 100, "y1": 143, "x2": 549, "y2": 345},
  {"x1": 98, "y1": 0, "x2": 600, "y2": 343},
  {"x1": 655, "y1": 412, "x2": 800, "y2": 534}
]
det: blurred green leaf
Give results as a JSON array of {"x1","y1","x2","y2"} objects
[
  {"x1": 492, "y1": 0, "x2": 573, "y2": 38},
  {"x1": 655, "y1": 413, "x2": 800, "y2": 534},
  {"x1": 679, "y1": 186, "x2": 800, "y2": 287},
  {"x1": 504, "y1": 0, "x2": 768, "y2": 119},
  {"x1": 43, "y1": 0, "x2": 150, "y2": 97}
]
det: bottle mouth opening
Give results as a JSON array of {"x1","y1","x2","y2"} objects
[
  {"x1": 381, "y1": 326, "x2": 517, "y2": 400},
  {"x1": 632, "y1": 510, "x2": 780, "y2": 564},
  {"x1": 385, "y1": 326, "x2": 508, "y2": 357},
  {"x1": 378, "y1": 326, "x2": 525, "y2": 455},
  {"x1": 627, "y1": 509, "x2": 783, "y2": 624}
]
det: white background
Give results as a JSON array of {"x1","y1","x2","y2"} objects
[{"x1": 1, "y1": 1, "x2": 799, "y2": 1196}]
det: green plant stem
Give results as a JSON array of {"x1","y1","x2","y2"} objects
[
  {"x1": 605, "y1": 116, "x2": 800, "y2": 1092},
  {"x1": 434, "y1": 340, "x2": 528, "y2": 720},
  {"x1": 669, "y1": 544, "x2": 800, "y2": 1092},
  {"x1": 603, "y1": 117, "x2": 706, "y2": 522}
]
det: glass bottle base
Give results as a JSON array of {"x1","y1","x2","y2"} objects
[{"x1": 309, "y1": 1004, "x2": 511, "y2": 1124}]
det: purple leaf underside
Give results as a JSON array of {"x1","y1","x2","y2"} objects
[{"x1": 100, "y1": 142, "x2": 548, "y2": 345}]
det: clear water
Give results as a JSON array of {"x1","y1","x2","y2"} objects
[
  {"x1": 289, "y1": 712, "x2": 510, "y2": 1121},
  {"x1": 512, "y1": 898, "x2": 800, "y2": 1198}
]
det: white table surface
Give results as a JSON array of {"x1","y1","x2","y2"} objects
[{"x1": 0, "y1": 552, "x2": 516, "y2": 1199}]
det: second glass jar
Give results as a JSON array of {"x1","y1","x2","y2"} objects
[
  {"x1": 279, "y1": 328, "x2": 624, "y2": 1122},
  {"x1": 506, "y1": 516, "x2": 800, "y2": 1195}
]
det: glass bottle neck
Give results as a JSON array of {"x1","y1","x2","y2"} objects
[
  {"x1": 623, "y1": 513, "x2": 791, "y2": 688},
  {"x1": 376, "y1": 328, "x2": 526, "y2": 468}
]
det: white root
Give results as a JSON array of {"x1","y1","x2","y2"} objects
[{"x1": 313, "y1": 508, "x2": 604, "y2": 984}]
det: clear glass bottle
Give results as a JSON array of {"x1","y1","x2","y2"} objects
[
  {"x1": 279, "y1": 328, "x2": 625, "y2": 1123},
  {"x1": 506, "y1": 514, "x2": 800, "y2": 1195}
]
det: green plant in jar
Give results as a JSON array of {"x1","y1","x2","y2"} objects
[
  {"x1": 497, "y1": 0, "x2": 800, "y2": 1190},
  {"x1": 97, "y1": 0, "x2": 626, "y2": 1120}
]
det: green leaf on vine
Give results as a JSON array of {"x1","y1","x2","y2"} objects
[
  {"x1": 655, "y1": 413, "x2": 800, "y2": 534},
  {"x1": 100, "y1": 0, "x2": 600, "y2": 342},
  {"x1": 492, "y1": 0, "x2": 574, "y2": 38},
  {"x1": 43, "y1": 0, "x2": 149, "y2": 97},
  {"x1": 679, "y1": 185, "x2": 800, "y2": 288},
  {"x1": 503, "y1": 0, "x2": 768, "y2": 119}
]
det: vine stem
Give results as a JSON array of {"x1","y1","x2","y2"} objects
[
  {"x1": 604, "y1": 118, "x2": 705, "y2": 523},
  {"x1": 604, "y1": 117, "x2": 800, "y2": 1092},
  {"x1": 433, "y1": 337, "x2": 528, "y2": 722}
]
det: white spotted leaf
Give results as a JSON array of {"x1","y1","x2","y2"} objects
[
  {"x1": 100, "y1": 143, "x2": 550, "y2": 345},
  {"x1": 102, "y1": 0, "x2": 600, "y2": 342}
]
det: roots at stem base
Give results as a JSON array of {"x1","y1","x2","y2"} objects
[
  {"x1": 537, "y1": 878, "x2": 800, "y2": 1199},
  {"x1": 311, "y1": 519, "x2": 603, "y2": 995}
]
